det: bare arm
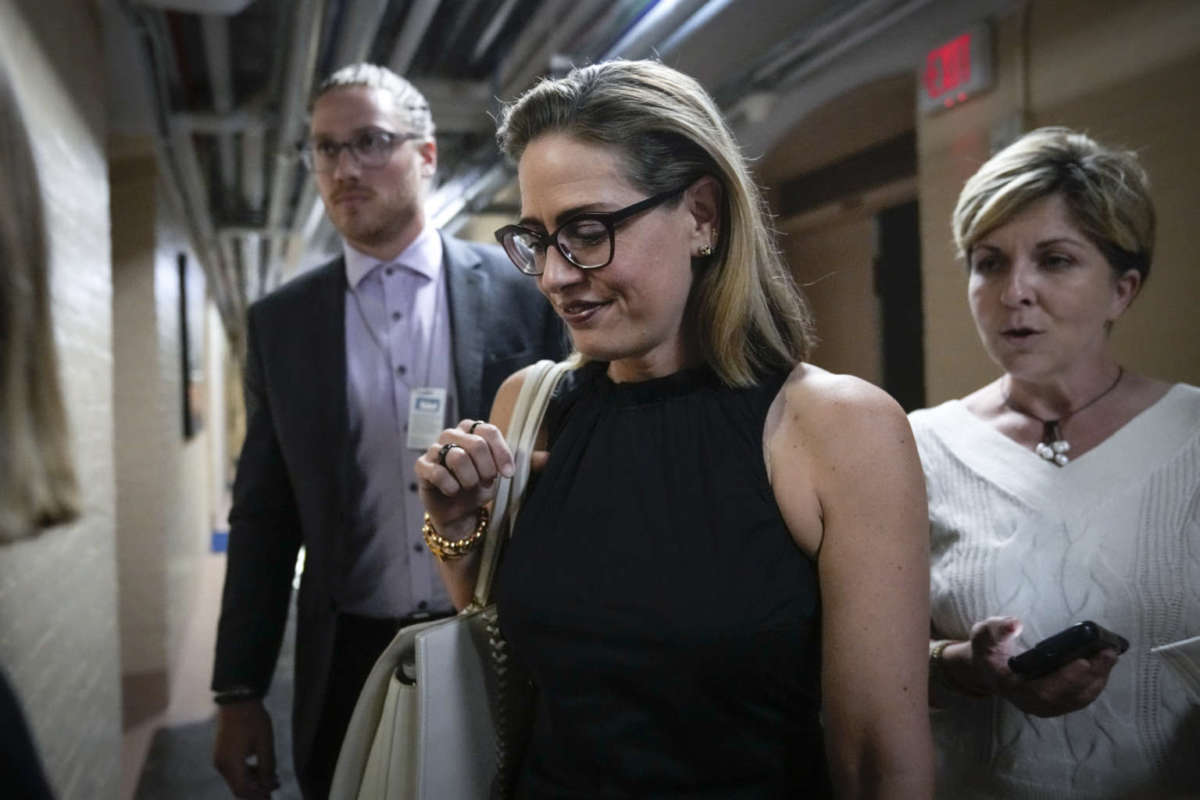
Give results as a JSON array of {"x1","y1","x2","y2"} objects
[
  {"x1": 767, "y1": 366, "x2": 933, "y2": 799},
  {"x1": 415, "y1": 366, "x2": 533, "y2": 609}
]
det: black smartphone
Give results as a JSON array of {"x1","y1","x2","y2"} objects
[{"x1": 1007, "y1": 621, "x2": 1130, "y2": 679}]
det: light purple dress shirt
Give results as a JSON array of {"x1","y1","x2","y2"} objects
[{"x1": 340, "y1": 226, "x2": 456, "y2": 617}]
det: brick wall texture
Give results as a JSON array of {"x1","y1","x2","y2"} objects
[{"x1": 0, "y1": 2, "x2": 123, "y2": 798}]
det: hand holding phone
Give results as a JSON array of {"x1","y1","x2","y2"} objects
[{"x1": 1007, "y1": 621, "x2": 1129, "y2": 679}]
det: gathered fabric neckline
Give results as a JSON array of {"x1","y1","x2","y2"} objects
[{"x1": 588, "y1": 361, "x2": 721, "y2": 406}]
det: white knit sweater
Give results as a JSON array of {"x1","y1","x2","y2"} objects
[{"x1": 910, "y1": 384, "x2": 1200, "y2": 799}]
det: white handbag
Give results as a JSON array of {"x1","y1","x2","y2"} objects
[{"x1": 329, "y1": 359, "x2": 570, "y2": 800}]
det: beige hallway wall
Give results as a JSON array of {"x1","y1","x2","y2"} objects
[
  {"x1": 0, "y1": 1, "x2": 122, "y2": 796},
  {"x1": 780, "y1": 215, "x2": 882, "y2": 384}
]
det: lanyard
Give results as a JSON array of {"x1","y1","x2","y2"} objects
[{"x1": 348, "y1": 259, "x2": 446, "y2": 391}]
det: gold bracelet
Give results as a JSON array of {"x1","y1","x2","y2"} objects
[
  {"x1": 929, "y1": 639, "x2": 988, "y2": 697},
  {"x1": 422, "y1": 507, "x2": 489, "y2": 561}
]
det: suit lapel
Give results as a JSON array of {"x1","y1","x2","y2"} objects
[
  {"x1": 310, "y1": 259, "x2": 350, "y2": 519},
  {"x1": 443, "y1": 234, "x2": 487, "y2": 421}
]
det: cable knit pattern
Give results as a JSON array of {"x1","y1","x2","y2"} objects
[{"x1": 910, "y1": 384, "x2": 1200, "y2": 799}]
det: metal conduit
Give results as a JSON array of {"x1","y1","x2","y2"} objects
[
  {"x1": 262, "y1": 0, "x2": 325, "y2": 296},
  {"x1": 119, "y1": 0, "x2": 242, "y2": 342}
]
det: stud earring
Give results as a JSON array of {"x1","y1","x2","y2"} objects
[{"x1": 698, "y1": 243, "x2": 714, "y2": 257}]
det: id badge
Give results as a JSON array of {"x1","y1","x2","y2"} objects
[{"x1": 406, "y1": 387, "x2": 447, "y2": 450}]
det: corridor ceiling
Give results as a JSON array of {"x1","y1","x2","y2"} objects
[{"x1": 101, "y1": 0, "x2": 983, "y2": 348}]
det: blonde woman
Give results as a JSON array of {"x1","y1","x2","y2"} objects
[
  {"x1": 415, "y1": 60, "x2": 933, "y2": 798},
  {"x1": 912, "y1": 127, "x2": 1200, "y2": 797}
]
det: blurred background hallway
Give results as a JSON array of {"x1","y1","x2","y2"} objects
[{"x1": 0, "y1": 0, "x2": 1197, "y2": 796}]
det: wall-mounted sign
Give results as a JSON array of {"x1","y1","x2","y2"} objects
[{"x1": 918, "y1": 23, "x2": 993, "y2": 114}]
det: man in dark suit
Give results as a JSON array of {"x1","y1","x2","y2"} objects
[{"x1": 211, "y1": 63, "x2": 564, "y2": 800}]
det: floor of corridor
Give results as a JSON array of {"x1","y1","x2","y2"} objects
[{"x1": 121, "y1": 552, "x2": 301, "y2": 799}]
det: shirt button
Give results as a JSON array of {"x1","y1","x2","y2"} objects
[
  {"x1": 409, "y1": 483, "x2": 418, "y2": 492},
  {"x1": 392, "y1": 311, "x2": 402, "y2": 321},
  {"x1": 417, "y1": 600, "x2": 428, "y2": 610},
  {"x1": 396, "y1": 365, "x2": 407, "y2": 376},
  {"x1": 413, "y1": 543, "x2": 424, "y2": 553},
  {"x1": 385, "y1": 267, "x2": 394, "y2": 276}
]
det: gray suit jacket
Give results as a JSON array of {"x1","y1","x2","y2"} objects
[{"x1": 212, "y1": 234, "x2": 565, "y2": 775}]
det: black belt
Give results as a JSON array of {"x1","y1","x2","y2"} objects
[
  {"x1": 393, "y1": 608, "x2": 456, "y2": 628},
  {"x1": 338, "y1": 608, "x2": 455, "y2": 632}
]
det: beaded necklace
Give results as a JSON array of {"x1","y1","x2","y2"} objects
[{"x1": 1002, "y1": 367, "x2": 1124, "y2": 466}]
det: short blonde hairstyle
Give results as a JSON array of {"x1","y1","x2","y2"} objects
[
  {"x1": 0, "y1": 67, "x2": 79, "y2": 542},
  {"x1": 953, "y1": 127, "x2": 1155, "y2": 280},
  {"x1": 496, "y1": 59, "x2": 815, "y2": 387},
  {"x1": 311, "y1": 62, "x2": 435, "y2": 139}
]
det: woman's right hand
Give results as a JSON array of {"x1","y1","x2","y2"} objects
[
  {"x1": 941, "y1": 616, "x2": 1120, "y2": 717},
  {"x1": 415, "y1": 419, "x2": 516, "y2": 537}
]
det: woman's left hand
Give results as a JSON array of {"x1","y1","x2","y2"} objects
[
  {"x1": 941, "y1": 616, "x2": 1120, "y2": 716},
  {"x1": 1003, "y1": 648, "x2": 1119, "y2": 716}
]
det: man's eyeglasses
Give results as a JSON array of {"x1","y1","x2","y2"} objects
[
  {"x1": 298, "y1": 128, "x2": 422, "y2": 173},
  {"x1": 494, "y1": 186, "x2": 687, "y2": 276}
]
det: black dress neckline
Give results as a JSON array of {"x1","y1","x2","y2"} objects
[{"x1": 586, "y1": 360, "x2": 721, "y2": 405}]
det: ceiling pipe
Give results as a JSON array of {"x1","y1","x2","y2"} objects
[
  {"x1": 330, "y1": 0, "x2": 390, "y2": 70},
  {"x1": 118, "y1": 1, "x2": 241, "y2": 342},
  {"x1": 171, "y1": 117, "x2": 247, "y2": 331},
  {"x1": 261, "y1": 0, "x2": 325, "y2": 294},
  {"x1": 199, "y1": 11, "x2": 262, "y2": 309},
  {"x1": 443, "y1": 0, "x2": 486, "y2": 60},
  {"x1": 471, "y1": 0, "x2": 521, "y2": 63},
  {"x1": 750, "y1": 0, "x2": 911, "y2": 87},
  {"x1": 450, "y1": 0, "x2": 718, "y2": 235},
  {"x1": 498, "y1": 0, "x2": 607, "y2": 97},
  {"x1": 135, "y1": 0, "x2": 252, "y2": 12},
  {"x1": 242, "y1": 125, "x2": 265, "y2": 213},
  {"x1": 654, "y1": 0, "x2": 738, "y2": 57},
  {"x1": 388, "y1": 0, "x2": 442, "y2": 75},
  {"x1": 242, "y1": 123, "x2": 265, "y2": 295},
  {"x1": 600, "y1": 0, "x2": 710, "y2": 60},
  {"x1": 429, "y1": 161, "x2": 512, "y2": 230},
  {"x1": 172, "y1": 108, "x2": 269, "y2": 134},
  {"x1": 287, "y1": 0, "x2": 396, "y2": 282},
  {"x1": 776, "y1": 0, "x2": 936, "y2": 90},
  {"x1": 410, "y1": 77, "x2": 494, "y2": 134},
  {"x1": 200, "y1": 13, "x2": 236, "y2": 206}
]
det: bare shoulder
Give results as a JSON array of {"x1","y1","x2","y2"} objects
[
  {"x1": 488, "y1": 364, "x2": 541, "y2": 435},
  {"x1": 768, "y1": 363, "x2": 912, "y2": 454},
  {"x1": 765, "y1": 363, "x2": 920, "y2": 556}
]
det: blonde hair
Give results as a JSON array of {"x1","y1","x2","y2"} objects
[
  {"x1": 0, "y1": 67, "x2": 79, "y2": 542},
  {"x1": 496, "y1": 59, "x2": 814, "y2": 387},
  {"x1": 311, "y1": 62, "x2": 435, "y2": 138},
  {"x1": 953, "y1": 127, "x2": 1155, "y2": 280}
]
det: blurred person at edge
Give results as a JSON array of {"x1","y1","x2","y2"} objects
[
  {"x1": 910, "y1": 127, "x2": 1200, "y2": 798},
  {"x1": 0, "y1": 64, "x2": 82, "y2": 799},
  {"x1": 415, "y1": 59, "x2": 934, "y2": 798},
  {"x1": 210, "y1": 63, "x2": 564, "y2": 799}
]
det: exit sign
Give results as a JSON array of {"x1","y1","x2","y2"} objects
[{"x1": 919, "y1": 23, "x2": 993, "y2": 113}]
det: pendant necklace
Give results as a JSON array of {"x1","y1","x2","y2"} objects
[{"x1": 1002, "y1": 367, "x2": 1124, "y2": 467}]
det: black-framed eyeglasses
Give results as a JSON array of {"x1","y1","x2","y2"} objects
[
  {"x1": 298, "y1": 128, "x2": 423, "y2": 173},
  {"x1": 494, "y1": 186, "x2": 687, "y2": 276}
]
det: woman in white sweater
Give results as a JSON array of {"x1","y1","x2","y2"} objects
[{"x1": 909, "y1": 127, "x2": 1199, "y2": 798}]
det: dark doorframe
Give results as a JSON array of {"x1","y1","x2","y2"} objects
[{"x1": 874, "y1": 201, "x2": 925, "y2": 411}]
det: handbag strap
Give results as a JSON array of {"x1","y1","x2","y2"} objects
[{"x1": 472, "y1": 359, "x2": 571, "y2": 606}]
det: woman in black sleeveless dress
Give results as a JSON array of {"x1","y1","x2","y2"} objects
[{"x1": 415, "y1": 60, "x2": 933, "y2": 798}]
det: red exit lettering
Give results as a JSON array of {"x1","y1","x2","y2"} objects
[{"x1": 923, "y1": 33, "x2": 972, "y2": 99}]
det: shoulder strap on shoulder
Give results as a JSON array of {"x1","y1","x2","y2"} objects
[{"x1": 472, "y1": 359, "x2": 572, "y2": 605}]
